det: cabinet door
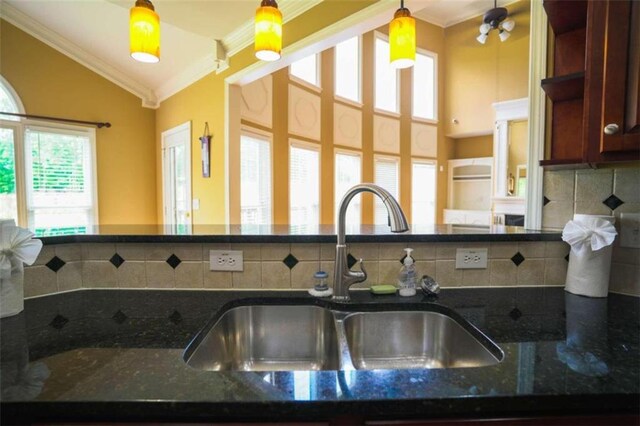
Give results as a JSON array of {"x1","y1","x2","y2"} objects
[{"x1": 589, "y1": 0, "x2": 640, "y2": 160}]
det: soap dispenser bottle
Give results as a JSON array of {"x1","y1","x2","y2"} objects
[{"x1": 398, "y1": 248, "x2": 417, "y2": 297}]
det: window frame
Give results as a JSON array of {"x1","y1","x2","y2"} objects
[
  {"x1": 373, "y1": 154, "x2": 401, "y2": 226},
  {"x1": 373, "y1": 32, "x2": 400, "y2": 116},
  {"x1": 239, "y1": 126, "x2": 274, "y2": 226},
  {"x1": 1, "y1": 117, "x2": 99, "y2": 229},
  {"x1": 289, "y1": 53, "x2": 322, "y2": 92},
  {"x1": 411, "y1": 48, "x2": 439, "y2": 123},
  {"x1": 334, "y1": 35, "x2": 363, "y2": 107},
  {"x1": 288, "y1": 138, "x2": 321, "y2": 226},
  {"x1": 334, "y1": 147, "x2": 363, "y2": 225},
  {"x1": 411, "y1": 158, "x2": 438, "y2": 225}
]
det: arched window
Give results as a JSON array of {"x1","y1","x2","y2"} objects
[{"x1": 0, "y1": 76, "x2": 25, "y2": 121}]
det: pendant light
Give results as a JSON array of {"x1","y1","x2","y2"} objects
[
  {"x1": 476, "y1": 0, "x2": 515, "y2": 44},
  {"x1": 255, "y1": 0, "x2": 282, "y2": 61},
  {"x1": 389, "y1": 0, "x2": 416, "y2": 69},
  {"x1": 130, "y1": 0, "x2": 160, "y2": 63}
]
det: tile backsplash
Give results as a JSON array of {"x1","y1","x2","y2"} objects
[
  {"x1": 543, "y1": 166, "x2": 640, "y2": 296},
  {"x1": 25, "y1": 241, "x2": 579, "y2": 297}
]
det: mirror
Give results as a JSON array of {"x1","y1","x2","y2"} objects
[{"x1": 229, "y1": 0, "x2": 532, "y2": 228}]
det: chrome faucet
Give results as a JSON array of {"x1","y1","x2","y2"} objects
[{"x1": 333, "y1": 184, "x2": 409, "y2": 301}]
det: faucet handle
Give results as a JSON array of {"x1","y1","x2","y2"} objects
[{"x1": 358, "y1": 259, "x2": 367, "y2": 283}]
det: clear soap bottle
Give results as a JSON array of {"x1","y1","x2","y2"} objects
[{"x1": 398, "y1": 248, "x2": 417, "y2": 297}]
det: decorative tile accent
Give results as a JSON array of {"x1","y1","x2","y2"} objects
[
  {"x1": 602, "y1": 194, "x2": 624, "y2": 210},
  {"x1": 565, "y1": 253, "x2": 570, "y2": 262},
  {"x1": 509, "y1": 307, "x2": 522, "y2": 321},
  {"x1": 49, "y1": 314, "x2": 69, "y2": 329},
  {"x1": 511, "y1": 252, "x2": 525, "y2": 267},
  {"x1": 347, "y1": 253, "x2": 357, "y2": 269},
  {"x1": 169, "y1": 310, "x2": 182, "y2": 325},
  {"x1": 282, "y1": 254, "x2": 299, "y2": 270},
  {"x1": 166, "y1": 254, "x2": 182, "y2": 269},
  {"x1": 45, "y1": 256, "x2": 66, "y2": 273},
  {"x1": 543, "y1": 196, "x2": 551, "y2": 206},
  {"x1": 112, "y1": 310, "x2": 127, "y2": 324},
  {"x1": 109, "y1": 253, "x2": 125, "y2": 268}
]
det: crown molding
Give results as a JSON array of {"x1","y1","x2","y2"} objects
[
  {"x1": 1, "y1": 2, "x2": 158, "y2": 108},
  {"x1": 221, "y1": 0, "x2": 324, "y2": 59},
  {"x1": 155, "y1": 53, "x2": 219, "y2": 103}
]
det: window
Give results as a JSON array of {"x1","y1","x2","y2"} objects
[
  {"x1": 412, "y1": 161, "x2": 436, "y2": 225},
  {"x1": 289, "y1": 141, "x2": 320, "y2": 226},
  {"x1": 290, "y1": 54, "x2": 320, "y2": 87},
  {"x1": 412, "y1": 51, "x2": 437, "y2": 120},
  {"x1": 374, "y1": 156, "x2": 399, "y2": 225},
  {"x1": 0, "y1": 126, "x2": 18, "y2": 223},
  {"x1": 334, "y1": 151, "x2": 361, "y2": 227},
  {"x1": 24, "y1": 127, "x2": 97, "y2": 233},
  {"x1": 374, "y1": 36, "x2": 398, "y2": 113},
  {"x1": 335, "y1": 36, "x2": 361, "y2": 103},
  {"x1": 240, "y1": 132, "x2": 272, "y2": 225}
]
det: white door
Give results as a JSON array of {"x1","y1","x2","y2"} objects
[{"x1": 162, "y1": 122, "x2": 192, "y2": 232}]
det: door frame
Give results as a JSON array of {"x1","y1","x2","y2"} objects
[{"x1": 161, "y1": 121, "x2": 192, "y2": 226}]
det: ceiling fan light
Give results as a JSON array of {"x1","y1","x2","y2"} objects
[
  {"x1": 502, "y1": 18, "x2": 515, "y2": 32},
  {"x1": 479, "y1": 23, "x2": 491, "y2": 34},
  {"x1": 476, "y1": 33, "x2": 488, "y2": 44},
  {"x1": 499, "y1": 29, "x2": 511, "y2": 42},
  {"x1": 130, "y1": 0, "x2": 160, "y2": 63},
  {"x1": 389, "y1": 6, "x2": 416, "y2": 69},
  {"x1": 255, "y1": 0, "x2": 282, "y2": 62}
]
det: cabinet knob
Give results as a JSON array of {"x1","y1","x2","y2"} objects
[{"x1": 604, "y1": 123, "x2": 620, "y2": 135}]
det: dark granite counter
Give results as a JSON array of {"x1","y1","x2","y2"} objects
[
  {"x1": 1, "y1": 288, "x2": 638, "y2": 424},
  {"x1": 36, "y1": 224, "x2": 561, "y2": 244}
]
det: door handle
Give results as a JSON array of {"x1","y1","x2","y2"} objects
[{"x1": 604, "y1": 123, "x2": 620, "y2": 135}]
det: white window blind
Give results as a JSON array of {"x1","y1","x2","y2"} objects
[
  {"x1": 24, "y1": 127, "x2": 96, "y2": 233},
  {"x1": 412, "y1": 161, "x2": 436, "y2": 225},
  {"x1": 289, "y1": 143, "x2": 320, "y2": 226},
  {"x1": 374, "y1": 157, "x2": 399, "y2": 225},
  {"x1": 290, "y1": 54, "x2": 319, "y2": 87},
  {"x1": 412, "y1": 52, "x2": 436, "y2": 120},
  {"x1": 335, "y1": 36, "x2": 360, "y2": 103},
  {"x1": 374, "y1": 37, "x2": 398, "y2": 113},
  {"x1": 335, "y1": 152, "x2": 361, "y2": 227},
  {"x1": 241, "y1": 133, "x2": 272, "y2": 225}
]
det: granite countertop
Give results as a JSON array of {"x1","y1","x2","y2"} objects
[
  {"x1": 35, "y1": 224, "x2": 562, "y2": 244},
  {"x1": 1, "y1": 288, "x2": 638, "y2": 423}
]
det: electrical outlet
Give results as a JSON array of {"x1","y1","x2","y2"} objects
[
  {"x1": 455, "y1": 248, "x2": 488, "y2": 269},
  {"x1": 620, "y1": 213, "x2": 640, "y2": 249},
  {"x1": 209, "y1": 250, "x2": 243, "y2": 271}
]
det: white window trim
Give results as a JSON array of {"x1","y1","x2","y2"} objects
[
  {"x1": 0, "y1": 119, "x2": 26, "y2": 226},
  {"x1": 0, "y1": 75, "x2": 26, "y2": 115},
  {"x1": 334, "y1": 35, "x2": 363, "y2": 106},
  {"x1": 411, "y1": 158, "x2": 438, "y2": 224},
  {"x1": 22, "y1": 120, "x2": 99, "y2": 229},
  {"x1": 240, "y1": 126, "x2": 274, "y2": 224},
  {"x1": 373, "y1": 31, "x2": 400, "y2": 115},
  {"x1": 373, "y1": 154, "x2": 401, "y2": 225},
  {"x1": 161, "y1": 121, "x2": 192, "y2": 227},
  {"x1": 289, "y1": 53, "x2": 322, "y2": 93},
  {"x1": 334, "y1": 148, "x2": 363, "y2": 223},
  {"x1": 412, "y1": 48, "x2": 439, "y2": 123},
  {"x1": 289, "y1": 138, "x2": 321, "y2": 225}
]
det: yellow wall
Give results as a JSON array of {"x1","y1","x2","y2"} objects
[
  {"x1": 508, "y1": 120, "x2": 528, "y2": 181},
  {"x1": 156, "y1": 1, "x2": 376, "y2": 225},
  {"x1": 453, "y1": 135, "x2": 493, "y2": 159},
  {"x1": 0, "y1": 20, "x2": 157, "y2": 225},
  {"x1": 443, "y1": 0, "x2": 530, "y2": 137}
]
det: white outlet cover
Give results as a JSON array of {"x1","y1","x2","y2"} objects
[
  {"x1": 455, "y1": 248, "x2": 488, "y2": 269},
  {"x1": 620, "y1": 213, "x2": 640, "y2": 249},
  {"x1": 209, "y1": 250, "x2": 243, "y2": 271}
]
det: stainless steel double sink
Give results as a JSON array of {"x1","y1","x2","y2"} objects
[{"x1": 184, "y1": 304, "x2": 503, "y2": 372}]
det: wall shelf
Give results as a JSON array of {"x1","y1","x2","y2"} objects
[{"x1": 541, "y1": 72, "x2": 585, "y2": 102}]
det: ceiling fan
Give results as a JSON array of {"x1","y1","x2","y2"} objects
[{"x1": 476, "y1": 0, "x2": 516, "y2": 44}]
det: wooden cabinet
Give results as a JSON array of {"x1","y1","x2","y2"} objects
[{"x1": 541, "y1": 0, "x2": 640, "y2": 167}]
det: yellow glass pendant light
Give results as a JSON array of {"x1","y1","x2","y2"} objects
[
  {"x1": 130, "y1": 0, "x2": 160, "y2": 63},
  {"x1": 255, "y1": 0, "x2": 282, "y2": 61},
  {"x1": 389, "y1": 0, "x2": 415, "y2": 69}
]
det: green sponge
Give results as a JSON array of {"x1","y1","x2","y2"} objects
[{"x1": 370, "y1": 284, "x2": 397, "y2": 295}]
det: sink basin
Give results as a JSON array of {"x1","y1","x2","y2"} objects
[
  {"x1": 343, "y1": 311, "x2": 503, "y2": 370},
  {"x1": 184, "y1": 305, "x2": 340, "y2": 371}
]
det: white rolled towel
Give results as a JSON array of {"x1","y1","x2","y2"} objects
[
  {"x1": 0, "y1": 222, "x2": 43, "y2": 318},
  {"x1": 562, "y1": 214, "x2": 617, "y2": 298}
]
